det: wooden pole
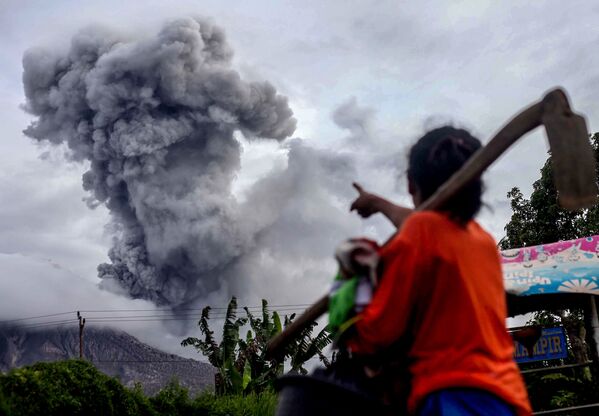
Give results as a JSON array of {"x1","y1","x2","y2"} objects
[{"x1": 77, "y1": 311, "x2": 86, "y2": 359}]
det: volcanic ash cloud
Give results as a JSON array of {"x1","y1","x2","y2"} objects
[{"x1": 22, "y1": 17, "x2": 297, "y2": 306}]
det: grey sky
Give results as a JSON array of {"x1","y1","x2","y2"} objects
[{"x1": 1, "y1": 0, "x2": 598, "y2": 354}]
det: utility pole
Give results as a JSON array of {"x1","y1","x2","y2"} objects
[
  {"x1": 77, "y1": 311, "x2": 86, "y2": 359},
  {"x1": 585, "y1": 295, "x2": 599, "y2": 380}
]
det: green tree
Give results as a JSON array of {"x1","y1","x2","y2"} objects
[
  {"x1": 500, "y1": 133, "x2": 599, "y2": 249},
  {"x1": 500, "y1": 133, "x2": 599, "y2": 410},
  {"x1": 500, "y1": 133, "x2": 599, "y2": 364}
]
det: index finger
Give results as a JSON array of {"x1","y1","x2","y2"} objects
[{"x1": 352, "y1": 182, "x2": 364, "y2": 194}]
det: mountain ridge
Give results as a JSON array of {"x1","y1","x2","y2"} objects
[{"x1": 0, "y1": 325, "x2": 214, "y2": 395}]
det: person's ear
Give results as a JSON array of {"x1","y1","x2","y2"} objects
[
  {"x1": 408, "y1": 175, "x2": 421, "y2": 206},
  {"x1": 408, "y1": 175, "x2": 416, "y2": 196}
]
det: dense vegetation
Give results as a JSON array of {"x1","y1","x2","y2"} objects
[
  {"x1": 500, "y1": 133, "x2": 599, "y2": 249},
  {"x1": 0, "y1": 299, "x2": 330, "y2": 415},
  {"x1": 501, "y1": 133, "x2": 599, "y2": 411},
  {"x1": 182, "y1": 297, "x2": 331, "y2": 395},
  {"x1": 0, "y1": 360, "x2": 277, "y2": 416}
]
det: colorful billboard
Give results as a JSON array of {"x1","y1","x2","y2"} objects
[{"x1": 501, "y1": 235, "x2": 599, "y2": 296}]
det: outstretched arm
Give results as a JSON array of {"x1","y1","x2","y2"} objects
[{"x1": 350, "y1": 183, "x2": 413, "y2": 229}]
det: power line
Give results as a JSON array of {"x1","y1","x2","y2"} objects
[
  {"x1": 83, "y1": 310, "x2": 306, "y2": 320},
  {"x1": 79, "y1": 304, "x2": 311, "y2": 313},
  {"x1": 85, "y1": 314, "x2": 306, "y2": 323},
  {"x1": 0, "y1": 304, "x2": 310, "y2": 320},
  {"x1": 87, "y1": 314, "x2": 214, "y2": 319},
  {"x1": 95, "y1": 360, "x2": 190, "y2": 363},
  {"x1": 0, "y1": 311, "x2": 76, "y2": 324},
  {"x1": 3, "y1": 313, "x2": 307, "y2": 329},
  {"x1": 87, "y1": 320, "x2": 277, "y2": 324},
  {"x1": 0, "y1": 304, "x2": 311, "y2": 330},
  {"x1": 12, "y1": 319, "x2": 79, "y2": 329}
]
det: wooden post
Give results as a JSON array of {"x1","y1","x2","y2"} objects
[
  {"x1": 77, "y1": 311, "x2": 86, "y2": 359},
  {"x1": 585, "y1": 295, "x2": 599, "y2": 379}
]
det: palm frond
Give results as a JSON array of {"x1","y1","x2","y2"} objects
[
  {"x1": 271, "y1": 311, "x2": 282, "y2": 338},
  {"x1": 284, "y1": 313, "x2": 296, "y2": 327},
  {"x1": 198, "y1": 306, "x2": 220, "y2": 358},
  {"x1": 181, "y1": 305, "x2": 222, "y2": 367},
  {"x1": 304, "y1": 327, "x2": 333, "y2": 359},
  {"x1": 318, "y1": 351, "x2": 331, "y2": 368},
  {"x1": 223, "y1": 297, "x2": 242, "y2": 362},
  {"x1": 244, "y1": 306, "x2": 262, "y2": 335}
]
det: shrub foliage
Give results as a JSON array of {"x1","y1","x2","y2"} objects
[{"x1": 0, "y1": 360, "x2": 276, "y2": 416}]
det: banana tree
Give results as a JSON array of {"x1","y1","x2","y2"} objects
[
  {"x1": 236, "y1": 300, "x2": 285, "y2": 392},
  {"x1": 181, "y1": 296, "x2": 247, "y2": 395},
  {"x1": 182, "y1": 297, "x2": 333, "y2": 394}
]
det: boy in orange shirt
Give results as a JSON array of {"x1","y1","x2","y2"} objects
[{"x1": 348, "y1": 126, "x2": 532, "y2": 416}]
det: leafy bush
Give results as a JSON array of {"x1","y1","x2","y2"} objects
[
  {"x1": 525, "y1": 371, "x2": 599, "y2": 411},
  {"x1": 0, "y1": 386, "x2": 10, "y2": 416},
  {"x1": 0, "y1": 360, "x2": 276, "y2": 416},
  {"x1": 0, "y1": 360, "x2": 152, "y2": 416},
  {"x1": 149, "y1": 380, "x2": 195, "y2": 416}
]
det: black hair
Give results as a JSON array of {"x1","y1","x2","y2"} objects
[{"x1": 407, "y1": 126, "x2": 483, "y2": 225}]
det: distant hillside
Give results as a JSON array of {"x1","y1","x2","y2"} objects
[{"x1": 0, "y1": 325, "x2": 214, "y2": 395}]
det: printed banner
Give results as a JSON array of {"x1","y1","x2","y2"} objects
[
  {"x1": 501, "y1": 235, "x2": 599, "y2": 296},
  {"x1": 513, "y1": 327, "x2": 568, "y2": 364}
]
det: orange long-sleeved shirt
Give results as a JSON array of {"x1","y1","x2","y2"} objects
[{"x1": 349, "y1": 211, "x2": 531, "y2": 415}]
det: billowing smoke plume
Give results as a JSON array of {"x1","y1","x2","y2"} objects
[{"x1": 22, "y1": 18, "x2": 298, "y2": 306}]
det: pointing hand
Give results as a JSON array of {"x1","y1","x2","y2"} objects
[{"x1": 350, "y1": 183, "x2": 381, "y2": 218}]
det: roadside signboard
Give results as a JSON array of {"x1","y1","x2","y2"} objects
[
  {"x1": 501, "y1": 235, "x2": 599, "y2": 296},
  {"x1": 513, "y1": 327, "x2": 568, "y2": 364}
]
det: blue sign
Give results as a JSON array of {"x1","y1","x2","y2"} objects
[{"x1": 513, "y1": 327, "x2": 568, "y2": 363}]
